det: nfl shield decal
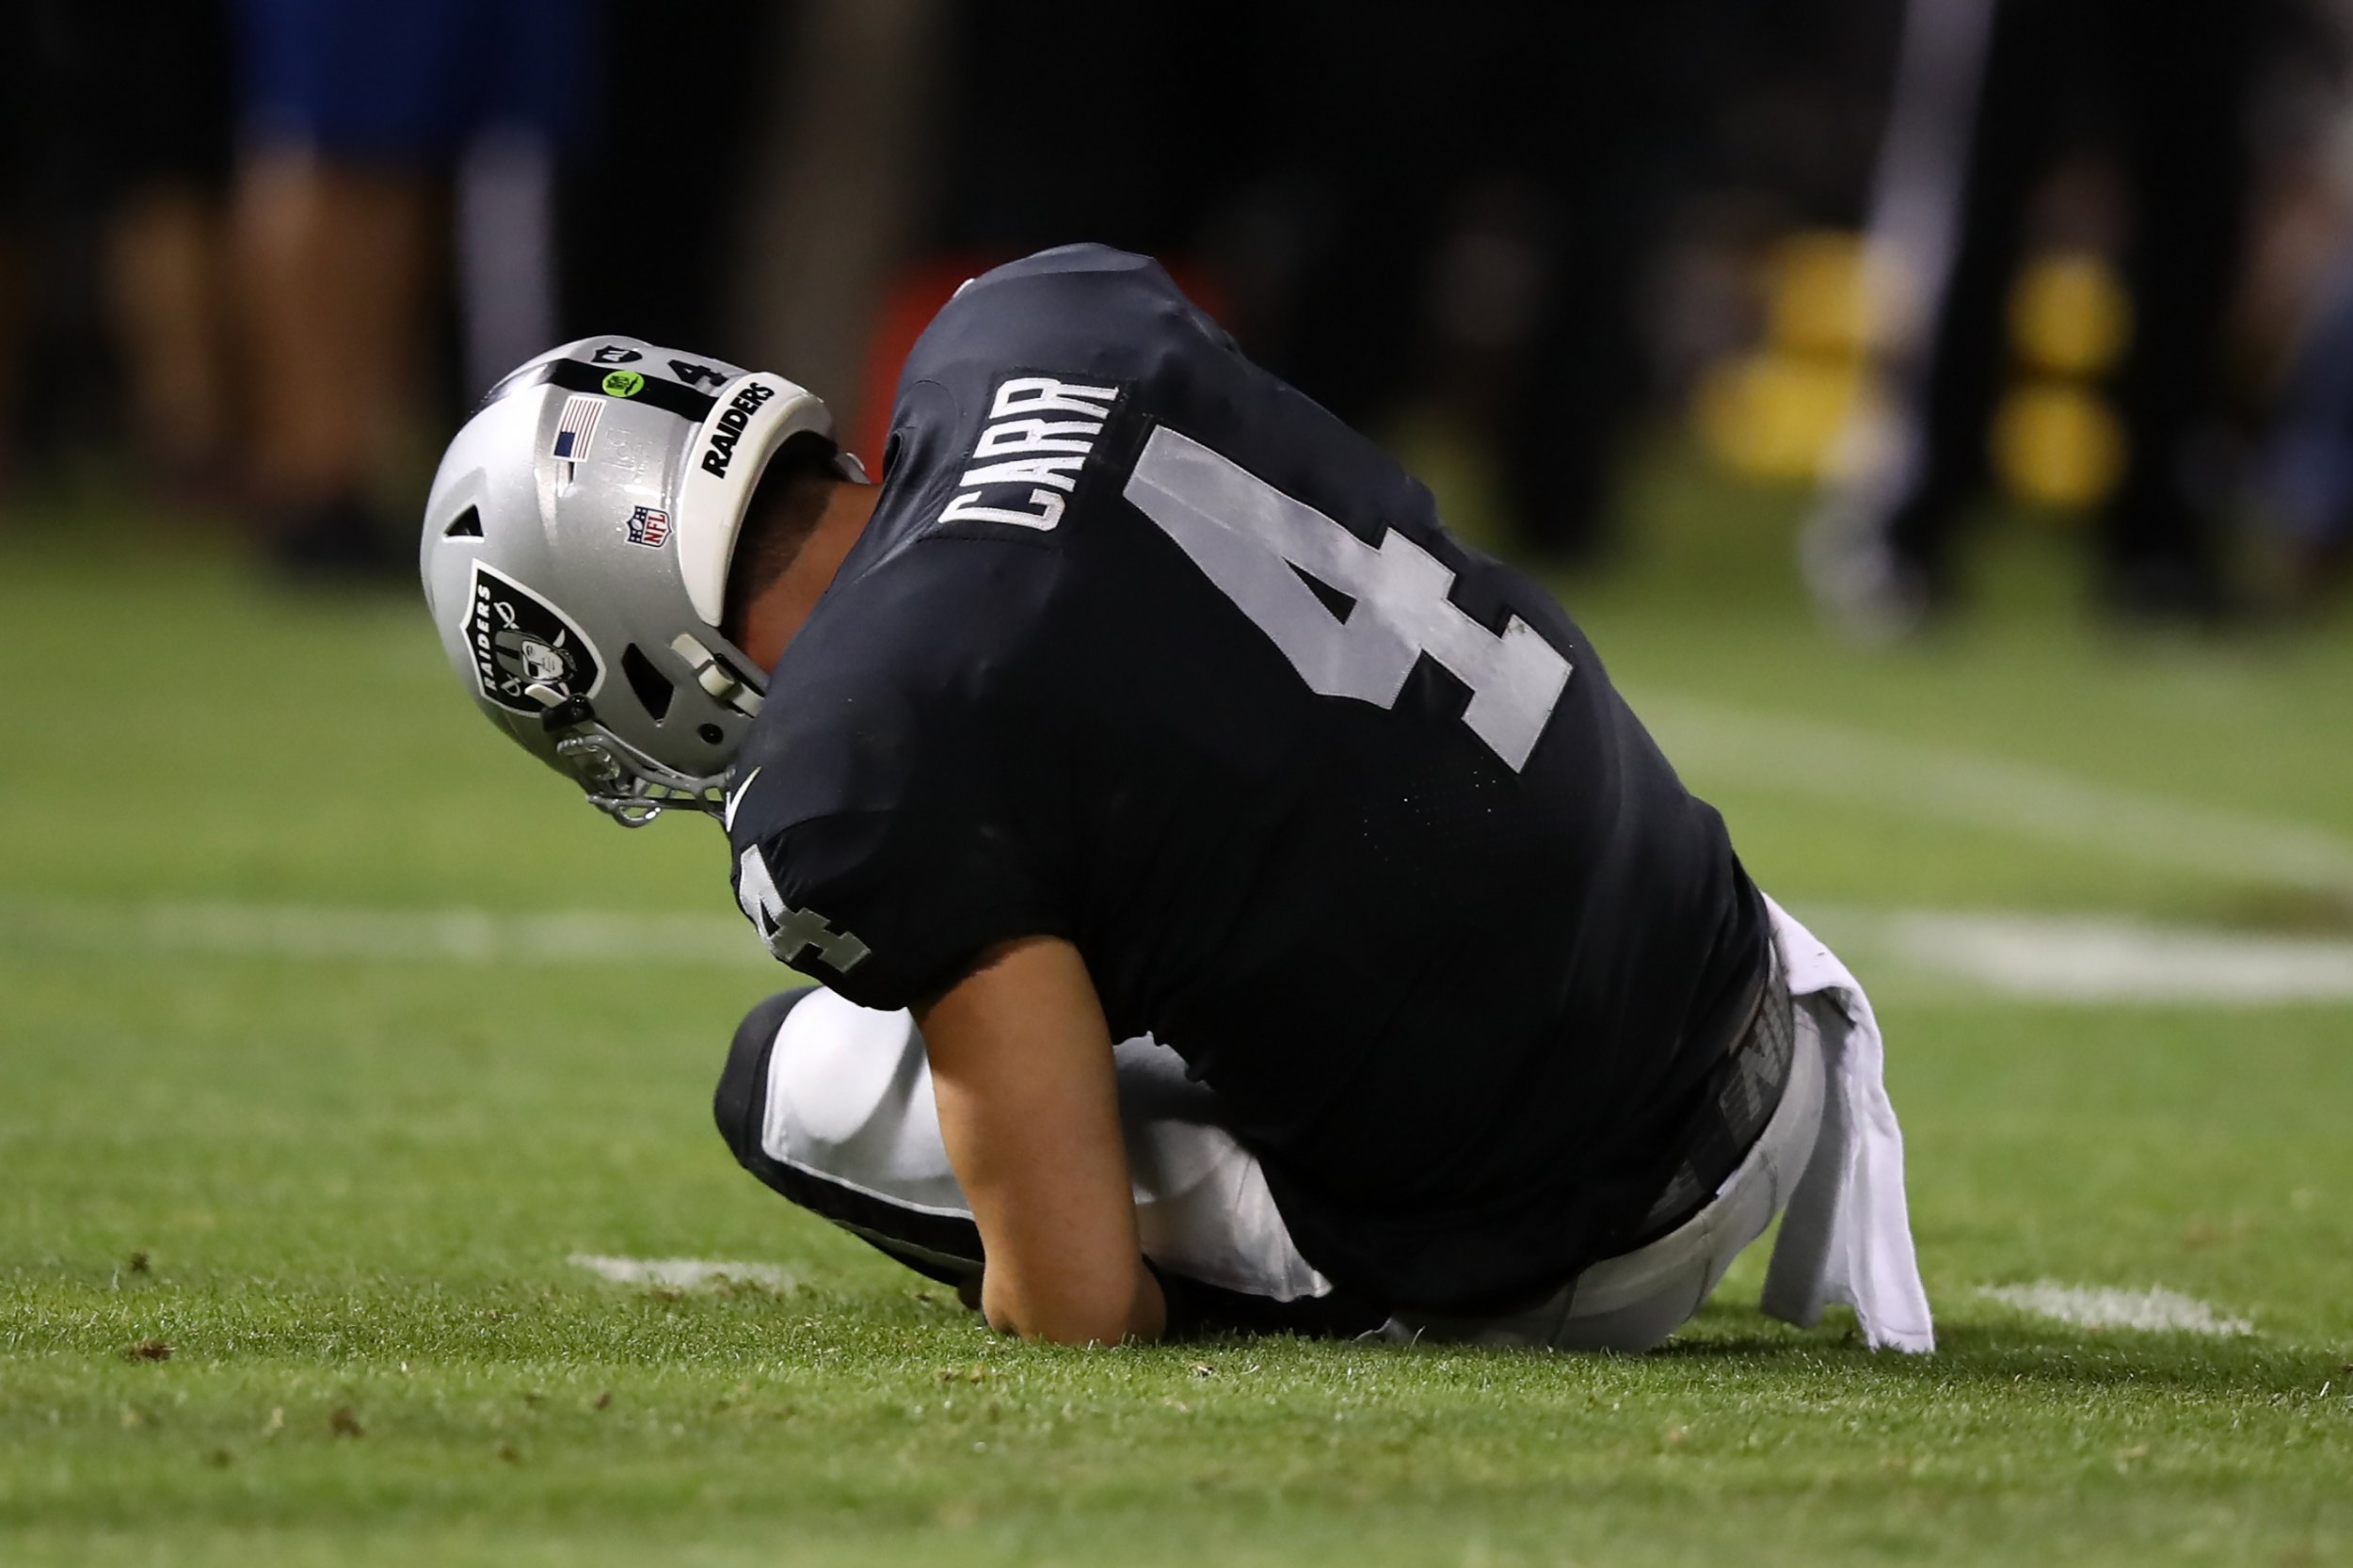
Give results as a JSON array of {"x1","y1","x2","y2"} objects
[
  {"x1": 625, "y1": 506, "x2": 671, "y2": 548},
  {"x1": 461, "y1": 561, "x2": 605, "y2": 714}
]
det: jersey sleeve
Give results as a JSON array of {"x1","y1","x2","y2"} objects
[
  {"x1": 724, "y1": 546, "x2": 1078, "y2": 1012},
  {"x1": 731, "y1": 799, "x2": 1069, "y2": 1012}
]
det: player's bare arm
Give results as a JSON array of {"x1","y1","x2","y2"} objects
[
  {"x1": 711, "y1": 415, "x2": 1169, "y2": 1347},
  {"x1": 915, "y1": 936, "x2": 1166, "y2": 1346}
]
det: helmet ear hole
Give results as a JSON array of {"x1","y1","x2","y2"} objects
[
  {"x1": 442, "y1": 506, "x2": 484, "y2": 538},
  {"x1": 620, "y1": 644, "x2": 675, "y2": 722},
  {"x1": 697, "y1": 723, "x2": 725, "y2": 746}
]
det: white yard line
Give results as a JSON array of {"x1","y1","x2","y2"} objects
[
  {"x1": 1639, "y1": 694, "x2": 2353, "y2": 897},
  {"x1": 9, "y1": 894, "x2": 2353, "y2": 1005},
  {"x1": 8, "y1": 895, "x2": 2353, "y2": 1003},
  {"x1": 0, "y1": 897, "x2": 766, "y2": 968},
  {"x1": 1807, "y1": 906, "x2": 2353, "y2": 1004},
  {"x1": 568, "y1": 1254, "x2": 795, "y2": 1289},
  {"x1": 1978, "y1": 1281, "x2": 2252, "y2": 1336}
]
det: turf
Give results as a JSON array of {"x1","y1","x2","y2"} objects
[{"x1": 3, "y1": 463, "x2": 2351, "y2": 1566}]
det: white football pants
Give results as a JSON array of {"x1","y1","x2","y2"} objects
[{"x1": 724, "y1": 983, "x2": 1830, "y2": 1352}]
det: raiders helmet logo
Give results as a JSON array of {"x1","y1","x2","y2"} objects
[{"x1": 461, "y1": 561, "x2": 605, "y2": 714}]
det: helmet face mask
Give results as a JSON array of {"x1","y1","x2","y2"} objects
[
  {"x1": 420, "y1": 337, "x2": 855, "y2": 827},
  {"x1": 550, "y1": 711, "x2": 729, "y2": 828}
]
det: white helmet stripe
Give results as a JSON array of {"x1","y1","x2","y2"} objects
[{"x1": 673, "y1": 371, "x2": 836, "y2": 627}]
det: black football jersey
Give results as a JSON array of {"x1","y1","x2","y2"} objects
[{"x1": 727, "y1": 245, "x2": 1769, "y2": 1312}]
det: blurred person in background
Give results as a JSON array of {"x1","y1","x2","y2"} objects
[
  {"x1": 0, "y1": 22, "x2": 25, "y2": 497},
  {"x1": 559, "y1": 0, "x2": 792, "y2": 356},
  {"x1": 0, "y1": 2, "x2": 238, "y2": 505},
  {"x1": 2266, "y1": 243, "x2": 2353, "y2": 600},
  {"x1": 1248, "y1": 1, "x2": 1707, "y2": 567},
  {"x1": 2257, "y1": 2, "x2": 2353, "y2": 609},
  {"x1": 231, "y1": 0, "x2": 589, "y2": 581},
  {"x1": 913, "y1": 1, "x2": 1721, "y2": 568},
  {"x1": 1808, "y1": 0, "x2": 2289, "y2": 635}
]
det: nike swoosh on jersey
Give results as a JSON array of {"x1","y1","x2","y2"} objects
[{"x1": 724, "y1": 765, "x2": 762, "y2": 833}]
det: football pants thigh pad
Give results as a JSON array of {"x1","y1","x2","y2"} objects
[
  {"x1": 714, "y1": 985, "x2": 984, "y2": 1284},
  {"x1": 712, "y1": 987, "x2": 1369, "y2": 1326}
]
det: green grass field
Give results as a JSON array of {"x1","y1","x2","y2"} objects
[{"x1": 4, "y1": 464, "x2": 2350, "y2": 1566}]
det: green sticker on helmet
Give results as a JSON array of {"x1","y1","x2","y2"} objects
[{"x1": 601, "y1": 370, "x2": 646, "y2": 398}]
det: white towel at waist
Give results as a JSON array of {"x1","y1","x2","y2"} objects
[{"x1": 1758, "y1": 895, "x2": 1936, "y2": 1352}]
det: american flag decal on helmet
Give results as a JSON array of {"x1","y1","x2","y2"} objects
[{"x1": 551, "y1": 395, "x2": 604, "y2": 461}]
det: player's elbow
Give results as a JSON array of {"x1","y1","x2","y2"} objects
[
  {"x1": 986, "y1": 1302, "x2": 1136, "y2": 1347},
  {"x1": 982, "y1": 1268, "x2": 1162, "y2": 1347}
]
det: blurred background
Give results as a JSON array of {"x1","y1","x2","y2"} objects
[
  {"x1": 7, "y1": 18, "x2": 2353, "y2": 1533},
  {"x1": 4, "y1": 0, "x2": 2350, "y2": 627}
]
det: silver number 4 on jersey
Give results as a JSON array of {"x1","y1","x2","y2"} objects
[{"x1": 1124, "y1": 425, "x2": 1572, "y2": 772}]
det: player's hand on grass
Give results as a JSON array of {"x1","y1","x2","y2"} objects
[{"x1": 917, "y1": 936, "x2": 1167, "y2": 1346}]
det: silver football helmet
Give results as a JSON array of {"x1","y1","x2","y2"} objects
[{"x1": 420, "y1": 336, "x2": 865, "y2": 826}]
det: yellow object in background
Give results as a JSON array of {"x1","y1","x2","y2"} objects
[
  {"x1": 1993, "y1": 381, "x2": 2126, "y2": 512},
  {"x1": 2009, "y1": 253, "x2": 2131, "y2": 378},
  {"x1": 1693, "y1": 354, "x2": 1862, "y2": 483},
  {"x1": 1694, "y1": 232, "x2": 2131, "y2": 511},
  {"x1": 1766, "y1": 230, "x2": 1870, "y2": 357}
]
